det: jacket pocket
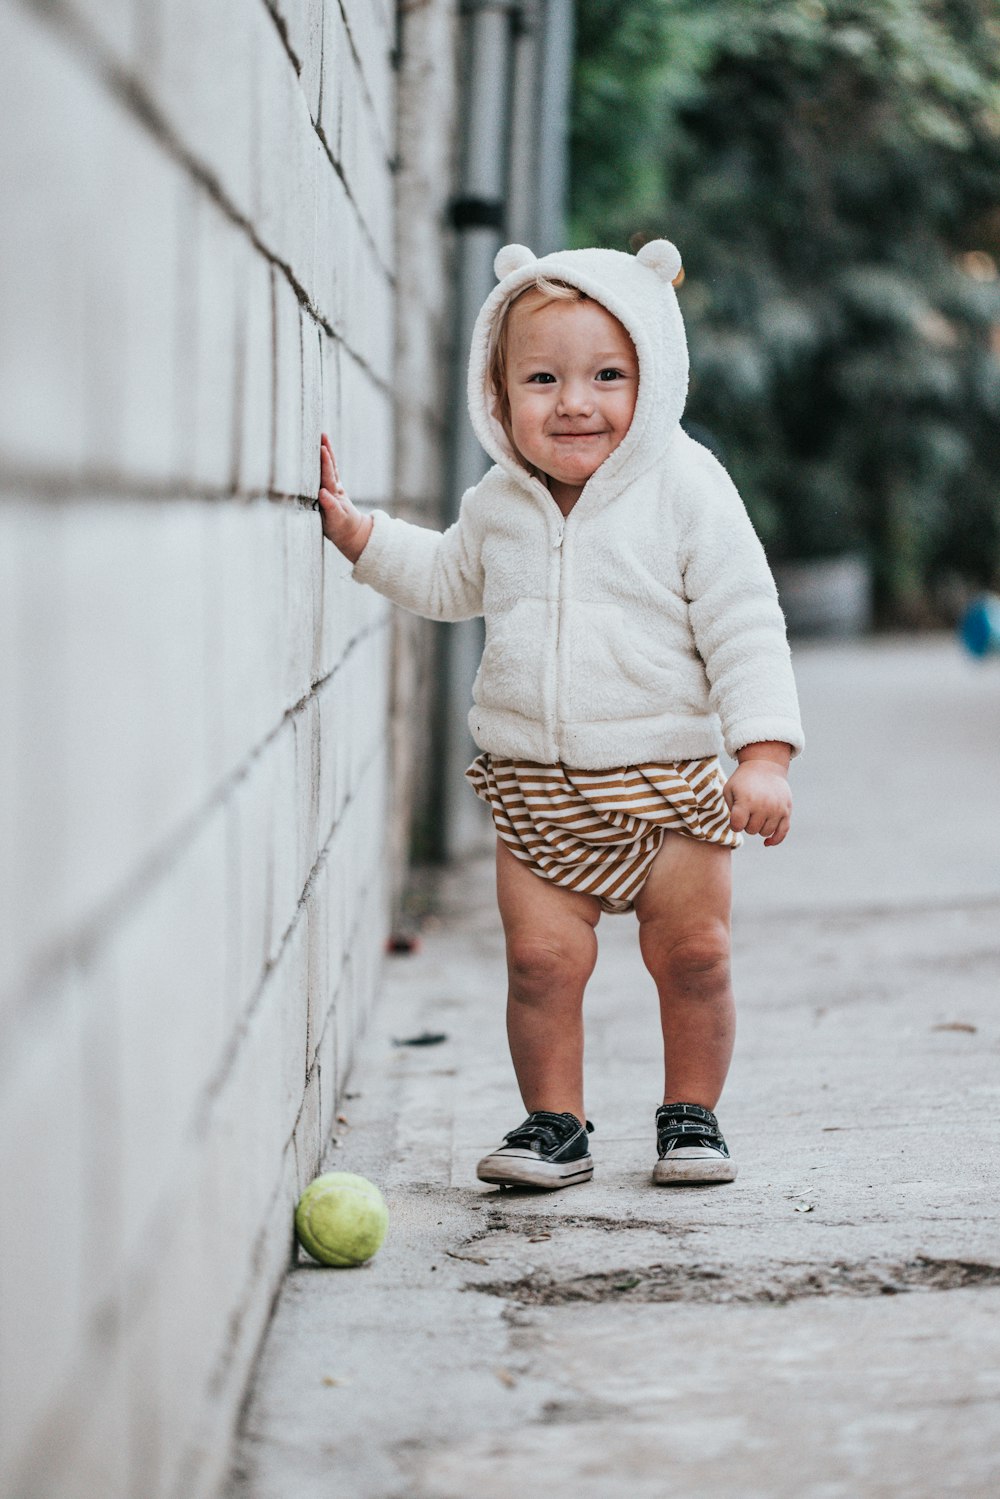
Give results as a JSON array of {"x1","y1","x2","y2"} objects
[
  {"x1": 473, "y1": 597, "x2": 547, "y2": 718},
  {"x1": 563, "y1": 602, "x2": 678, "y2": 723}
]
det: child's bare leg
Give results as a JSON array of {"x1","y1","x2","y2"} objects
[
  {"x1": 632, "y1": 832, "x2": 735, "y2": 1109},
  {"x1": 495, "y1": 838, "x2": 602, "y2": 1123}
]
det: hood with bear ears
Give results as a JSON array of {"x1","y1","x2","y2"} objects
[{"x1": 466, "y1": 239, "x2": 690, "y2": 500}]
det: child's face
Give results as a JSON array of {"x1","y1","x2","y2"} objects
[{"x1": 503, "y1": 294, "x2": 639, "y2": 495}]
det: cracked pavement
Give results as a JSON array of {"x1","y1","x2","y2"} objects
[{"x1": 226, "y1": 636, "x2": 1000, "y2": 1499}]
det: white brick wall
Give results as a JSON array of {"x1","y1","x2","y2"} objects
[{"x1": 0, "y1": 0, "x2": 434, "y2": 1495}]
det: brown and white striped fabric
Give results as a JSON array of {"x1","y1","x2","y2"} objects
[{"x1": 465, "y1": 753, "x2": 742, "y2": 914}]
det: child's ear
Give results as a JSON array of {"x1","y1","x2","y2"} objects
[
  {"x1": 494, "y1": 244, "x2": 536, "y2": 280},
  {"x1": 636, "y1": 239, "x2": 683, "y2": 285}
]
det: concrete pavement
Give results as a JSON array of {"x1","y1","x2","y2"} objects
[{"x1": 226, "y1": 636, "x2": 1000, "y2": 1499}]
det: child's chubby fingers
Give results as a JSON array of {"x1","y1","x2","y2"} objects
[
  {"x1": 724, "y1": 762, "x2": 792, "y2": 841},
  {"x1": 317, "y1": 486, "x2": 374, "y2": 560},
  {"x1": 763, "y1": 814, "x2": 791, "y2": 848},
  {"x1": 319, "y1": 434, "x2": 341, "y2": 495},
  {"x1": 742, "y1": 807, "x2": 766, "y2": 837},
  {"x1": 723, "y1": 782, "x2": 749, "y2": 833},
  {"x1": 317, "y1": 484, "x2": 355, "y2": 534}
]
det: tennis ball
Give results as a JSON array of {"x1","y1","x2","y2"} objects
[{"x1": 294, "y1": 1172, "x2": 388, "y2": 1267}]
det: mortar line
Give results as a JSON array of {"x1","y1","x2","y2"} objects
[
  {"x1": 56, "y1": 775, "x2": 389, "y2": 1446},
  {"x1": 0, "y1": 615, "x2": 390, "y2": 1030},
  {"x1": 17, "y1": 0, "x2": 395, "y2": 334}
]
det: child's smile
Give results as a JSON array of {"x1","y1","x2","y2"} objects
[{"x1": 505, "y1": 295, "x2": 639, "y2": 511}]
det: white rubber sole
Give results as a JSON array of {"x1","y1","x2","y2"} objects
[
  {"x1": 476, "y1": 1148, "x2": 594, "y2": 1190},
  {"x1": 652, "y1": 1147, "x2": 737, "y2": 1186}
]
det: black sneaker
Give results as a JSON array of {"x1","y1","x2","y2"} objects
[
  {"x1": 476, "y1": 1111, "x2": 595, "y2": 1189},
  {"x1": 652, "y1": 1102, "x2": 737, "y2": 1185}
]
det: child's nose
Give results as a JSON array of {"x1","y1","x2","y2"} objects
[{"x1": 556, "y1": 379, "x2": 594, "y2": 415}]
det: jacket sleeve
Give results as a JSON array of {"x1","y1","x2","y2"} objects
[
  {"x1": 349, "y1": 485, "x2": 485, "y2": 622},
  {"x1": 679, "y1": 452, "x2": 805, "y2": 757}
]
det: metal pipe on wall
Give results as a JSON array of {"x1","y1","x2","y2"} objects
[
  {"x1": 433, "y1": 0, "x2": 573, "y2": 860},
  {"x1": 534, "y1": 0, "x2": 574, "y2": 255}
]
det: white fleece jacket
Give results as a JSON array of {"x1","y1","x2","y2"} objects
[{"x1": 352, "y1": 239, "x2": 804, "y2": 768}]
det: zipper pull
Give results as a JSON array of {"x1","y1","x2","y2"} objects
[{"x1": 553, "y1": 528, "x2": 565, "y2": 549}]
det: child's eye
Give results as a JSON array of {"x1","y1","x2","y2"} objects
[
  {"x1": 527, "y1": 373, "x2": 556, "y2": 384},
  {"x1": 596, "y1": 368, "x2": 625, "y2": 381}
]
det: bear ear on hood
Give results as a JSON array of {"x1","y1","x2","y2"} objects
[
  {"x1": 636, "y1": 238, "x2": 683, "y2": 285},
  {"x1": 494, "y1": 243, "x2": 536, "y2": 280}
]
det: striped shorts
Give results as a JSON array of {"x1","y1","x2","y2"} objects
[{"x1": 465, "y1": 753, "x2": 742, "y2": 914}]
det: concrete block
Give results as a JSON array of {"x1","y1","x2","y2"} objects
[
  {"x1": 333, "y1": 947, "x2": 356, "y2": 1097},
  {"x1": 267, "y1": 718, "x2": 299, "y2": 966},
  {"x1": 341, "y1": 0, "x2": 394, "y2": 150},
  {"x1": 76, "y1": 946, "x2": 127, "y2": 1334},
  {"x1": 236, "y1": 248, "x2": 275, "y2": 498},
  {"x1": 313, "y1": 163, "x2": 348, "y2": 336},
  {"x1": 319, "y1": 2, "x2": 348, "y2": 160},
  {"x1": 301, "y1": 317, "x2": 325, "y2": 509},
  {"x1": 49, "y1": 1336, "x2": 131, "y2": 1499},
  {"x1": 366, "y1": 262, "x2": 395, "y2": 390},
  {"x1": 0, "y1": 7, "x2": 94, "y2": 474},
  {"x1": 317, "y1": 326, "x2": 341, "y2": 445},
  {"x1": 293, "y1": 694, "x2": 321, "y2": 898},
  {"x1": 304, "y1": 856, "x2": 331, "y2": 1067},
  {"x1": 204, "y1": 498, "x2": 286, "y2": 788},
  {"x1": 83, "y1": 115, "x2": 187, "y2": 484},
  {"x1": 274, "y1": 0, "x2": 325, "y2": 123},
  {"x1": 125, "y1": 1261, "x2": 169, "y2": 1499},
  {"x1": 0, "y1": 10, "x2": 183, "y2": 484},
  {"x1": 315, "y1": 671, "x2": 341, "y2": 841},
  {"x1": 4, "y1": 502, "x2": 215, "y2": 1004},
  {"x1": 315, "y1": 990, "x2": 339, "y2": 1151},
  {"x1": 252, "y1": 8, "x2": 321, "y2": 297},
  {"x1": 270, "y1": 277, "x2": 304, "y2": 497},
  {"x1": 0, "y1": 509, "x2": 20, "y2": 1005},
  {"x1": 0, "y1": 977, "x2": 85, "y2": 1481},
  {"x1": 227, "y1": 745, "x2": 275, "y2": 1016},
  {"x1": 212, "y1": 915, "x2": 309, "y2": 1255},
  {"x1": 317, "y1": 545, "x2": 359, "y2": 684},
  {"x1": 196, "y1": 1162, "x2": 298, "y2": 1498},
  {"x1": 293, "y1": 1064, "x2": 322, "y2": 1189},
  {"x1": 144, "y1": 0, "x2": 257, "y2": 224},
  {"x1": 337, "y1": 359, "x2": 392, "y2": 504},
  {"x1": 286, "y1": 503, "x2": 323, "y2": 704},
  {"x1": 66, "y1": 0, "x2": 139, "y2": 71},
  {"x1": 325, "y1": 803, "x2": 347, "y2": 984},
  {"x1": 0, "y1": 975, "x2": 86, "y2": 1486},
  {"x1": 339, "y1": 58, "x2": 361, "y2": 222},
  {"x1": 368, "y1": 130, "x2": 396, "y2": 253},
  {"x1": 185, "y1": 195, "x2": 242, "y2": 493},
  {"x1": 112, "y1": 807, "x2": 228, "y2": 1268}
]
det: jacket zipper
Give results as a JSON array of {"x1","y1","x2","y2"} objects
[{"x1": 551, "y1": 519, "x2": 566, "y2": 757}]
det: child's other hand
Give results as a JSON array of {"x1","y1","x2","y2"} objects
[
  {"x1": 317, "y1": 433, "x2": 374, "y2": 563},
  {"x1": 724, "y1": 743, "x2": 793, "y2": 847}
]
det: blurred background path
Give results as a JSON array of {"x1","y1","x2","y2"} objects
[{"x1": 226, "y1": 633, "x2": 1000, "y2": 1499}]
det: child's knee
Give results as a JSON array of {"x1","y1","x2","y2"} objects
[
  {"x1": 642, "y1": 920, "x2": 731, "y2": 994},
  {"x1": 506, "y1": 931, "x2": 596, "y2": 1003}
]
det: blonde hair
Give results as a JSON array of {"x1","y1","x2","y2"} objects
[{"x1": 486, "y1": 276, "x2": 588, "y2": 464}]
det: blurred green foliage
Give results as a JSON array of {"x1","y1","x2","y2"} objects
[{"x1": 571, "y1": 0, "x2": 1000, "y2": 619}]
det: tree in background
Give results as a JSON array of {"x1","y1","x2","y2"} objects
[{"x1": 571, "y1": 0, "x2": 1000, "y2": 621}]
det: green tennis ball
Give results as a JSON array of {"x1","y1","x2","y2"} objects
[{"x1": 294, "y1": 1172, "x2": 389, "y2": 1267}]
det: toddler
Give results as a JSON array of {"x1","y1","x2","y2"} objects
[{"x1": 317, "y1": 239, "x2": 803, "y2": 1190}]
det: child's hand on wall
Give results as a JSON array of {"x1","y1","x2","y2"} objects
[
  {"x1": 317, "y1": 434, "x2": 374, "y2": 562},
  {"x1": 724, "y1": 742, "x2": 793, "y2": 847}
]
